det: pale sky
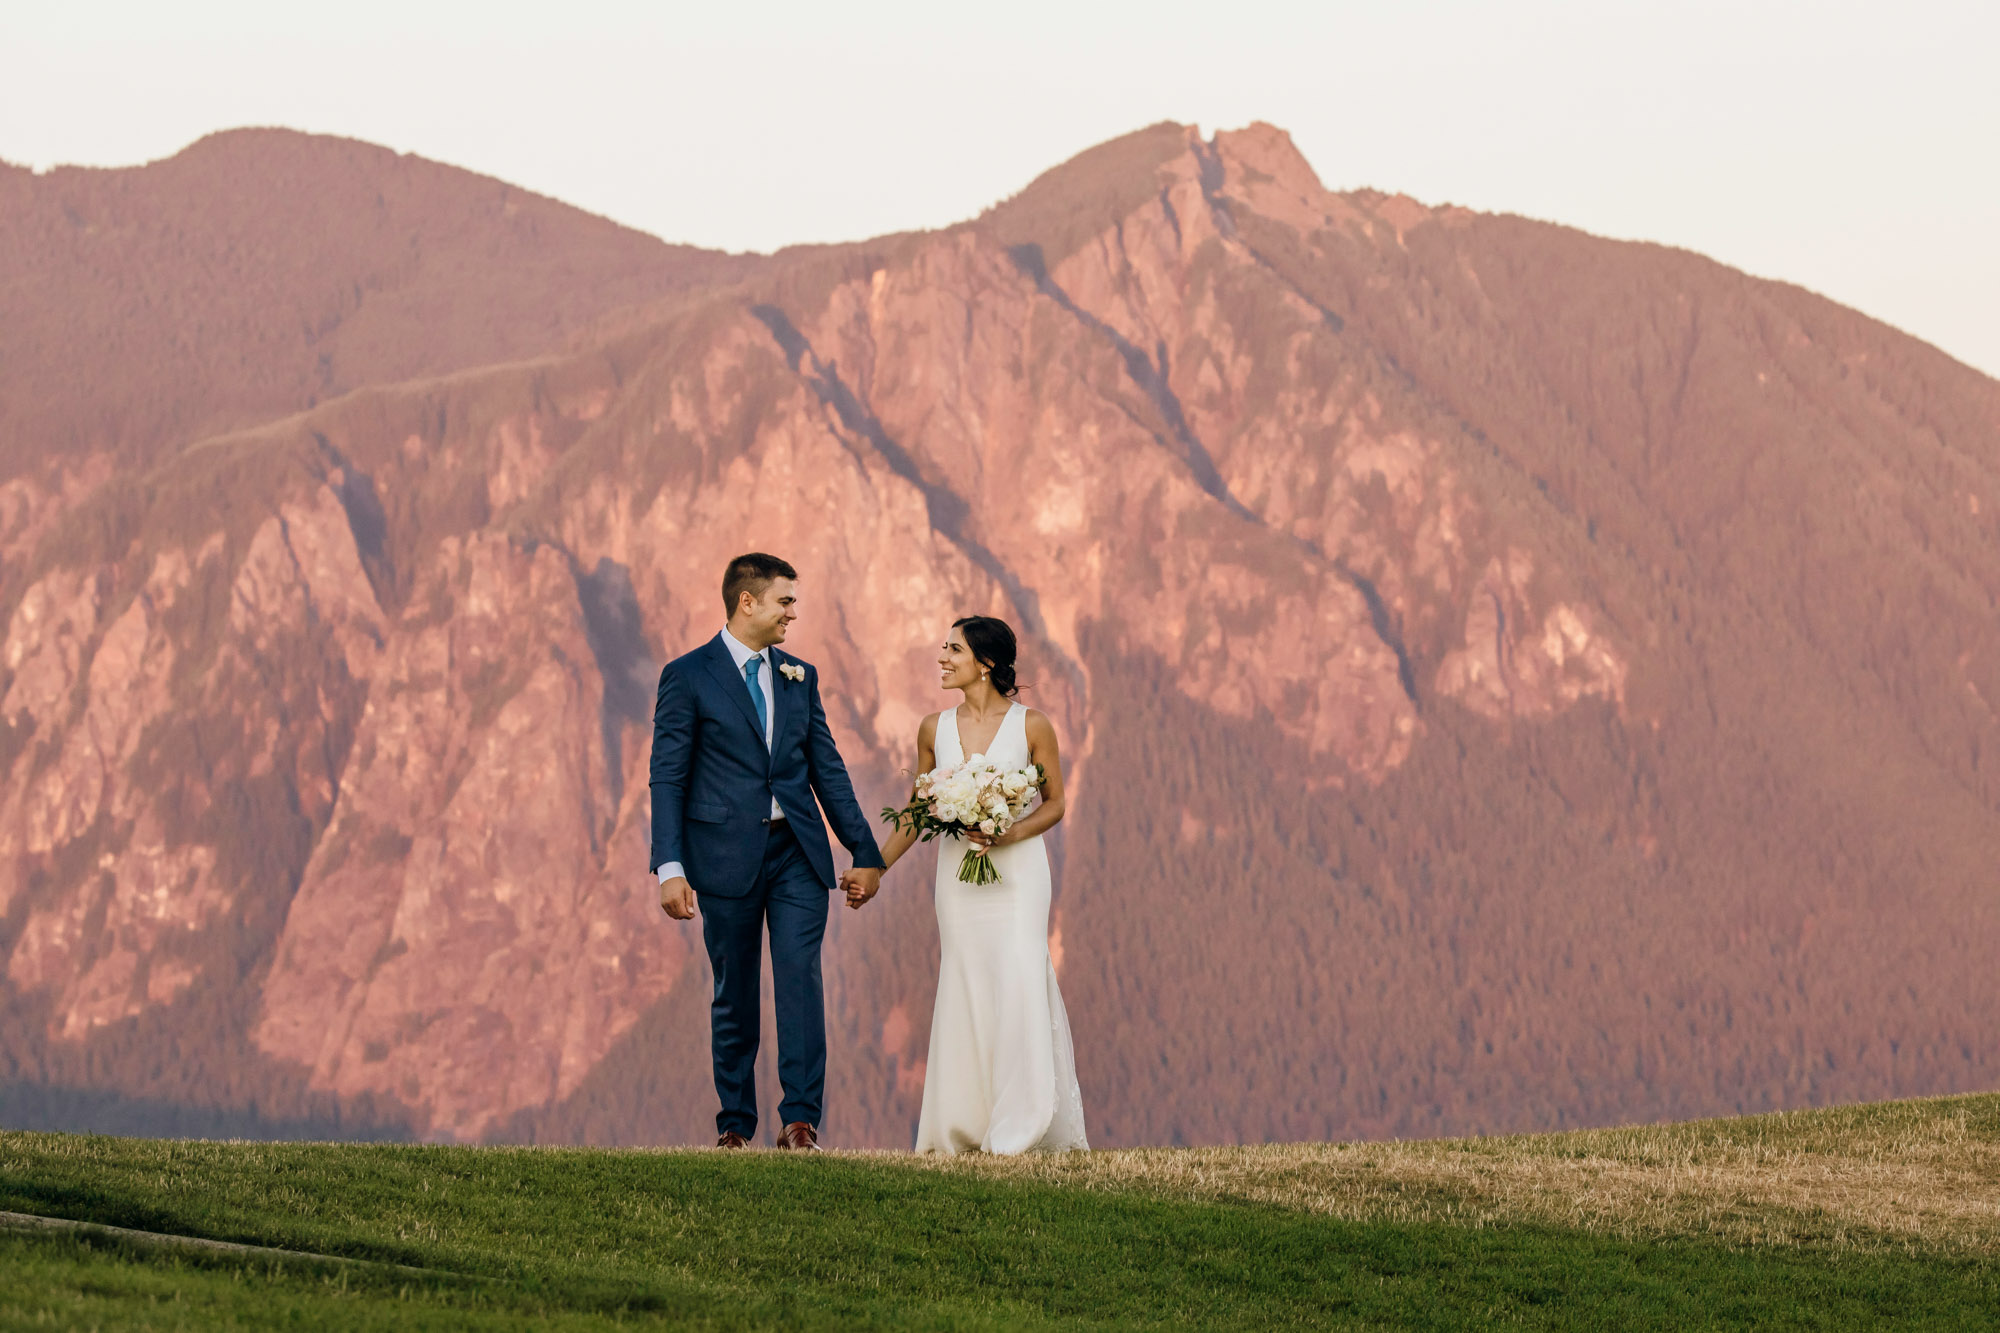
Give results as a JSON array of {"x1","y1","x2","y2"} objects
[{"x1": 6, "y1": 0, "x2": 1997, "y2": 377}]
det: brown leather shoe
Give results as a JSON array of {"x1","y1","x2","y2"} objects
[
  {"x1": 775, "y1": 1121, "x2": 821, "y2": 1151},
  {"x1": 715, "y1": 1131, "x2": 751, "y2": 1149}
]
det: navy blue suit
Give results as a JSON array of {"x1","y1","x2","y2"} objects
[{"x1": 649, "y1": 634, "x2": 885, "y2": 1137}]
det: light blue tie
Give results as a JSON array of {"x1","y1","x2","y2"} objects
[{"x1": 743, "y1": 656, "x2": 768, "y2": 742}]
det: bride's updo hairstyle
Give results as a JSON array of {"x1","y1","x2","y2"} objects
[{"x1": 953, "y1": 615, "x2": 1020, "y2": 698}]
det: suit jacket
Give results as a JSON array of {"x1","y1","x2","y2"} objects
[{"x1": 648, "y1": 634, "x2": 885, "y2": 897}]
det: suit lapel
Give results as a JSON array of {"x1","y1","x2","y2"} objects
[
  {"x1": 702, "y1": 635, "x2": 769, "y2": 764},
  {"x1": 769, "y1": 649, "x2": 796, "y2": 753}
]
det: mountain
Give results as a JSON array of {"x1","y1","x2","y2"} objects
[
  {"x1": 2, "y1": 122, "x2": 1996, "y2": 1147},
  {"x1": 0, "y1": 128, "x2": 759, "y2": 484}
]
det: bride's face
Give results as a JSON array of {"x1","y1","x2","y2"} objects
[{"x1": 938, "y1": 629, "x2": 984, "y2": 690}]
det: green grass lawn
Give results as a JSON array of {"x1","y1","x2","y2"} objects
[{"x1": 4, "y1": 1103, "x2": 1998, "y2": 1330}]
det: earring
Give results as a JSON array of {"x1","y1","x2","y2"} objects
[{"x1": 981, "y1": 671, "x2": 989, "y2": 679}]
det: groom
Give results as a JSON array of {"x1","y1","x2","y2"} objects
[{"x1": 650, "y1": 552, "x2": 886, "y2": 1150}]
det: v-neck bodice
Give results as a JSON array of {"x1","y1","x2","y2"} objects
[{"x1": 938, "y1": 702, "x2": 1027, "y2": 769}]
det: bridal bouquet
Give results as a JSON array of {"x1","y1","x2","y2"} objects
[{"x1": 882, "y1": 754, "x2": 1044, "y2": 884}]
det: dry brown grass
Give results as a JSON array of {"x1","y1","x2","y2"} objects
[{"x1": 859, "y1": 1094, "x2": 2000, "y2": 1257}]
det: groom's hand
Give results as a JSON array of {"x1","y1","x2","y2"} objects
[
  {"x1": 660, "y1": 876, "x2": 696, "y2": 920},
  {"x1": 841, "y1": 867, "x2": 882, "y2": 911}
]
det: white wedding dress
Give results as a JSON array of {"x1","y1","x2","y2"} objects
[{"x1": 914, "y1": 703, "x2": 1089, "y2": 1154}]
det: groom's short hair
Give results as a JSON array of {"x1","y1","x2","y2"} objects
[{"x1": 722, "y1": 552, "x2": 798, "y2": 615}]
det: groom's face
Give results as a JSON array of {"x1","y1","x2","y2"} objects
[{"x1": 736, "y1": 576, "x2": 798, "y2": 648}]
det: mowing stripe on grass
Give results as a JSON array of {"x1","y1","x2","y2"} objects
[{"x1": 0, "y1": 1208, "x2": 486, "y2": 1283}]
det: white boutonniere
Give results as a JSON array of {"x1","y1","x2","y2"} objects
[{"x1": 779, "y1": 663, "x2": 805, "y2": 683}]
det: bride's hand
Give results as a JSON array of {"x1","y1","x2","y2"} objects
[{"x1": 964, "y1": 829, "x2": 1006, "y2": 851}]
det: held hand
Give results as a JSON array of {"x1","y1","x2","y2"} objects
[
  {"x1": 963, "y1": 829, "x2": 1011, "y2": 852},
  {"x1": 659, "y1": 876, "x2": 696, "y2": 920},
  {"x1": 841, "y1": 866, "x2": 883, "y2": 911}
]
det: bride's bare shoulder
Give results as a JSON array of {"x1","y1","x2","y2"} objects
[
  {"x1": 1022, "y1": 707, "x2": 1059, "y2": 739},
  {"x1": 918, "y1": 711, "x2": 941, "y2": 742}
]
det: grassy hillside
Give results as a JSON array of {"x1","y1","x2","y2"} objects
[{"x1": 3, "y1": 1095, "x2": 1996, "y2": 1329}]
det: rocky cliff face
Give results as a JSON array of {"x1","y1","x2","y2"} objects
[{"x1": 3, "y1": 123, "x2": 1997, "y2": 1145}]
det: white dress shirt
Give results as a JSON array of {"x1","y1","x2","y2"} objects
[{"x1": 659, "y1": 627, "x2": 782, "y2": 885}]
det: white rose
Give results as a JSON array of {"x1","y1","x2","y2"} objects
[{"x1": 979, "y1": 819, "x2": 997, "y2": 835}]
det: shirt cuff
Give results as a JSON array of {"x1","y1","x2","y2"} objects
[{"x1": 658, "y1": 862, "x2": 685, "y2": 884}]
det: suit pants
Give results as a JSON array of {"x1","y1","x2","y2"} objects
[{"x1": 697, "y1": 820, "x2": 829, "y2": 1137}]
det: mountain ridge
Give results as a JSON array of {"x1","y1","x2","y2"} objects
[{"x1": 0, "y1": 126, "x2": 763, "y2": 482}]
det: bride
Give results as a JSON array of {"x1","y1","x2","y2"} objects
[{"x1": 872, "y1": 615, "x2": 1088, "y2": 1154}]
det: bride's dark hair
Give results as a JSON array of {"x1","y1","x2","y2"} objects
[{"x1": 953, "y1": 615, "x2": 1020, "y2": 698}]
